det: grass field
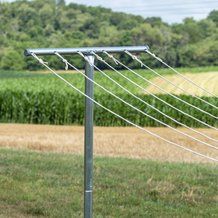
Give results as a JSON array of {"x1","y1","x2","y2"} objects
[
  {"x1": 0, "y1": 148, "x2": 217, "y2": 217},
  {"x1": 0, "y1": 66, "x2": 217, "y2": 217},
  {"x1": 1, "y1": 67, "x2": 217, "y2": 98},
  {"x1": 1, "y1": 66, "x2": 218, "y2": 95}
]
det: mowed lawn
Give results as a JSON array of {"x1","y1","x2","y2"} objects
[{"x1": 0, "y1": 148, "x2": 217, "y2": 217}]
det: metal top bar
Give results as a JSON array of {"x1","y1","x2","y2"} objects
[{"x1": 24, "y1": 45, "x2": 149, "y2": 56}]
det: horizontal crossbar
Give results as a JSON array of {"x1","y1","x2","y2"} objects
[{"x1": 24, "y1": 45, "x2": 149, "y2": 56}]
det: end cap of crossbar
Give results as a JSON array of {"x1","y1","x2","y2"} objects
[{"x1": 24, "y1": 49, "x2": 32, "y2": 56}]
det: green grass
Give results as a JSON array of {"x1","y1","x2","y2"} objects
[
  {"x1": 0, "y1": 66, "x2": 217, "y2": 96},
  {"x1": 1, "y1": 65, "x2": 218, "y2": 79},
  {"x1": 0, "y1": 148, "x2": 217, "y2": 217},
  {"x1": 0, "y1": 69, "x2": 155, "y2": 96}
]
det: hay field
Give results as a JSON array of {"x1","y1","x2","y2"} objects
[
  {"x1": 0, "y1": 124, "x2": 217, "y2": 163},
  {"x1": 146, "y1": 72, "x2": 218, "y2": 96}
]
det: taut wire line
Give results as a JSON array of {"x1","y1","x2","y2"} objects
[
  {"x1": 31, "y1": 52, "x2": 218, "y2": 162},
  {"x1": 103, "y1": 51, "x2": 218, "y2": 130},
  {"x1": 90, "y1": 52, "x2": 218, "y2": 143},
  {"x1": 104, "y1": 51, "x2": 217, "y2": 120},
  {"x1": 125, "y1": 50, "x2": 218, "y2": 110},
  {"x1": 146, "y1": 50, "x2": 217, "y2": 98},
  {"x1": 55, "y1": 52, "x2": 217, "y2": 150}
]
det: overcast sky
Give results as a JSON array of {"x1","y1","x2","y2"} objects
[
  {"x1": 3, "y1": 0, "x2": 218, "y2": 23},
  {"x1": 66, "y1": 0, "x2": 218, "y2": 23}
]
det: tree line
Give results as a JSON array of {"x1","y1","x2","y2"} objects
[{"x1": 0, "y1": 0, "x2": 217, "y2": 70}]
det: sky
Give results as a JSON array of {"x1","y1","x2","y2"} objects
[
  {"x1": 66, "y1": 0, "x2": 218, "y2": 23},
  {"x1": 2, "y1": 0, "x2": 218, "y2": 23}
]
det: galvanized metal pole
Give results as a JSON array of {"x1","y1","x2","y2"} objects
[
  {"x1": 23, "y1": 45, "x2": 149, "y2": 217},
  {"x1": 84, "y1": 55, "x2": 94, "y2": 218}
]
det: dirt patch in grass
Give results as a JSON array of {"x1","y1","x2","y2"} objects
[{"x1": 0, "y1": 124, "x2": 217, "y2": 163}]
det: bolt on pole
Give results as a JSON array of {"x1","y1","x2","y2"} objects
[{"x1": 84, "y1": 55, "x2": 95, "y2": 218}]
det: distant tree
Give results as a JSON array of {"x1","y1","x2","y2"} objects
[
  {"x1": 79, "y1": 19, "x2": 101, "y2": 39},
  {"x1": 0, "y1": 0, "x2": 217, "y2": 70},
  {"x1": 198, "y1": 19, "x2": 216, "y2": 38},
  {"x1": 129, "y1": 23, "x2": 164, "y2": 46},
  {"x1": 208, "y1": 10, "x2": 218, "y2": 25},
  {"x1": 145, "y1": 17, "x2": 166, "y2": 27},
  {"x1": 1, "y1": 49, "x2": 25, "y2": 70},
  {"x1": 56, "y1": 0, "x2": 65, "y2": 6}
]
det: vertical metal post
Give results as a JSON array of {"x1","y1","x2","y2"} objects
[{"x1": 84, "y1": 55, "x2": 94, "y2": 218}]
